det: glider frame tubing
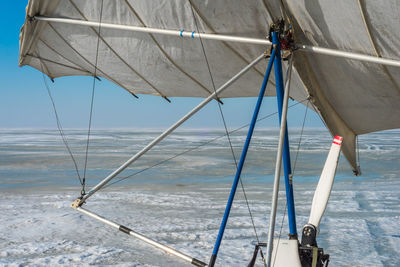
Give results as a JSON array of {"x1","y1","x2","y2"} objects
[
  {"x1": 271, "y1": 31, "x2": 297, "y2": 240},
  {"x1": 32, "y1": 16, "x2": 400, "y2": 68},
  {"x1": 265, "y1": 32, "x2": 295, "y2": 267},
  {"x1": 209, "y1": 30, "x2": 298, "y2": 267},
  {"x1": 68, "y1": 53, "x2": 266, "y2": 267},
  {"x1": 209, "y1": 47, "x2": 277, "y2": 267},
  {"x1": 74, "y1": 53, "x2": 266, "y2": 206},
  {"x1": 74, "y1": 206, "x2": 207, "y2": 267}
]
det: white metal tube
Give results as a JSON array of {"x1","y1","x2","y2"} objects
[
  {"x1": 77, "y1": 207, "x2": 120, "y2": 229},
  {"x1": 265, "y1": 56, "x2": 293, "y2": 267},
  {"x1": 80, "y1": 53, "x2": 266, "y2": 203},
  {"x1": 76, "y1": 207, "x2": 202, "y2": 265},
  {"x1": 33, "y1": 16, "x2": 400, "y2": 68},
  {"x1": 298, "y1": 44, "x2": 400, "y2": 68},
  {"x1": 33, "y1": 16, "x2": 272, "y2": 46}
]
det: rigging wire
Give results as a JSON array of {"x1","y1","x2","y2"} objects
[
  {"x1": 33, "y1": 14, "x2": 83, "y2": 187},
  {"x1": 81, "y1": 0, "x2": 104, "y2": 196},
  {"x1": 292, "y1": 100, "x2": 309, "y2": 174},
  {"x1": 272, "y1": 99, "x2": 309, "y2": 266},
  {"x1": 39, "y1": 64, "x2": 83, "y2": 186},
  {"x1": 356, "y1": 135, "x2": 361, "y2": 174},
  {"x1": 187, "y1": 2, "x2": 266, "y2": 259},
  {"x1": 103, "y1": 100, "x2": 307, "y2": 189}
]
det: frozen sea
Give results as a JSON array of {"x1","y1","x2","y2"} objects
[{"x1": 0, "y1": 128, "x2": 399, "y2": 266}]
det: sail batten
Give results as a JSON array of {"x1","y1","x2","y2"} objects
[{"x1": 19, "y1": 0, "x2": 400, "y2": 172}]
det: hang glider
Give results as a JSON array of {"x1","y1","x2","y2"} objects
[
  {"x1": 19, "y1": 1, "x2": 400, "y2": 266},
  {"x1": 19, "y1": 0, "x2": 400, "y2": 179}
]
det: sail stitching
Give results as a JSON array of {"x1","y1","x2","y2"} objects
[
  {"x1": 68, "y1": 0, "x2": 168, "y2": 99},
  {"x1": 261, "y1": 0, "x2": 277, "y2": 22},
  {"x1": 357, "y1": 0, "x2": 400, "y2": 93},
  {"x1": 46, "y1": 23, "x2": 138, "y2": 98},
  {"x1": 33, "y1": 50, "x2": 54, "y2": 81},
  {"x1": 124, "y1": 0, "x2": 219, "y2": 99},
  {"x1": 21, "y1": 0, "x2": 62, "y2": 65},
  {"x1": 187, "y1": 0, "x2": 272, "y2": 82},
  {"x1": 38, "y1": 38, "x2": 99, "y2": 77},
  {"x1": 27, "y1": 53, "x2": 92, "y2": 75},
  {"x1": 295, "y1": 49, "x2": 359, "y2": 173}
]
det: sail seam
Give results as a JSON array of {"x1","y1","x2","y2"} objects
[
  {"x1": 32, "y1": 51, "x2": 54, "y2": 80},
  {"x1": 20, "y1": 0, "x2": 62, "y2": 66},
  {"x1": 261, "y1": 0, "x2": 277, "y2": 22},
  {"x1": 123, "y1": 0, "x2": 215, "y2": 98},
  {"x1": 295, "y1": 49, "x2": 359, "y2": 172},
  {"x1": 46, "y1": 23, "x2": 138, "y2": 97},
  {"x1": 68, "y1": 0, "x2": 168, "y2": 99},
  {"x1": 38, "y1": 38, "x2": 98, "y2": 77},
  {"x1": 26, "y1": 54, "x2": 91, "y2": 74},
  {"x1": 187, "y1": 0, "x2": 274, "y2": 83},
  {"x1": 357, "y1": 0, "x2": 400, "y2": 94}
]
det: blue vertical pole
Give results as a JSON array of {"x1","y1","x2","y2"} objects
[
  {"x1": 271, "y1": 31, "x2": 297, "y2": 238},
  {"x1": 209, "y1": 49, "x2": 277, "y2": 267}
]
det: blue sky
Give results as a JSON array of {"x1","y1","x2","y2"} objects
[{"x1": 0, "y1": 1, "x2": 324, "y2": 129}]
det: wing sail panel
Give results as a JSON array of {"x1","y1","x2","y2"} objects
[{"x1": 19, "y1": 0, "x2": 400, "y2": 173}]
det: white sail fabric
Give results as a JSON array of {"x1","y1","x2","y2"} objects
[{"x1": 19, "y1": 0, "x2": 400, "y2": 173}]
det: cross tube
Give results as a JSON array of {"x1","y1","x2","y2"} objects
[{"x1": 32, "y1": 16, "x2": 400, "y2": 68}]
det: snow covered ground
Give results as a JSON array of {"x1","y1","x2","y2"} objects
[{"x1": 1, "y1": 129, "x2": 399, "y2": 266}]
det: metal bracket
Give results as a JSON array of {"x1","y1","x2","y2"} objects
[
  {"x1": 268, "y1": 18, "x2": 296, "y2": 58},
  {"x1": 71, "y1": 198, "x2": 82, "y2": 209}
]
